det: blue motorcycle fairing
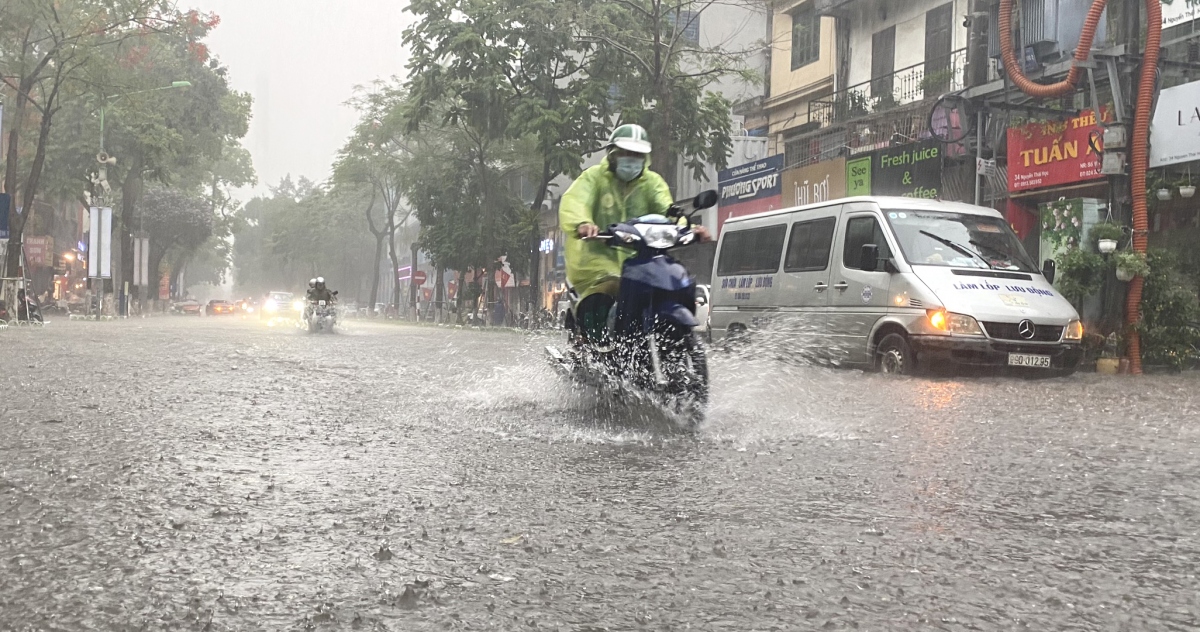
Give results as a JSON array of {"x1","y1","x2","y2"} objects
[
  {"x1": 658, "y1": 301, "x2": 698, "y2": 327},
  {"x1": 621, "y1": 253, "x2": 694, "y2": 292}
]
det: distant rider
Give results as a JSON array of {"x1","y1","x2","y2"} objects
[{"x1": 558, "y1": 124, "x2": 709, "y2": 340}]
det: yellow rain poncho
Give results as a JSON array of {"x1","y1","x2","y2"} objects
[{"x1": 559, "y1": 157, "x2": 674, "y2": 300}]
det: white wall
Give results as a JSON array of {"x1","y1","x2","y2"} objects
[{"x1": 845, "y1": 0, "x2": 968, "y2": 89}]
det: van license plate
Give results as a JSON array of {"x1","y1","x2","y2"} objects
[{"x1": 1008, "y1": 353, "x2": 1052, "y2": 368}]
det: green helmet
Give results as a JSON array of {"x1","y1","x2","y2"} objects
[{"x1": 606, "y1": 124, "x2": 652, "y2": 154}]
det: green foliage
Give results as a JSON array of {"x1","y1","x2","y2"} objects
[
  {"x1": 1055, "y1": 247, "x2": 1107, "y2": 308},
  {"x1": 1137, "y1": 249, "x2": 1200, "y2": 370},
  {"x1": 1112, "y1": 250, "x2": 1150, "y2": 279}
]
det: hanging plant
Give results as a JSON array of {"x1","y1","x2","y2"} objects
[
  {"x1": 1113, "y1": 250, "x2": 1150, "y2": 281},
  {"x1": 1088, "y1": 222, "x2": 1125, "y2": 252}
]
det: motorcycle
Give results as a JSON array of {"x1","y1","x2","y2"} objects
[
  {"x1": 545, "y1": 190, "x2": 718, "y2": 426},
  {"x1": 303, "y1": 292, "x2": 338, "y2": 333}
]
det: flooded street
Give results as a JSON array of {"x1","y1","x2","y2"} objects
[{"x1": 2, "y1": 318, "x2": 1198, "y2": 631}]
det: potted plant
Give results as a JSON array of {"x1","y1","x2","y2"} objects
[
  {"x1": 1147, "y1": 172, "x2": 1173, "y2": 202},
  {"x1": 1113, "y1": 250, "x2": 1150, "y2": 282},
  {"x1": 1178, "y1": 174, "x2": 1196, "y2": 198},
  {"x1": 1096, "y1": 332, "x2": 1122, "y2": 375},
  {"x1": 1089, "y1": 222, "x2": 1124, "y2": 254}
]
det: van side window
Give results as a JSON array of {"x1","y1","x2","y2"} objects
[
  {"x1": 784, "y1": 217, "x2": 836, "y2": 272},
  {"x1": 842, "y1": 216, "x2": 891, "y2": 270},
  {"x1": 716, "y1": 225, "x2": 786, "y2": 276}
]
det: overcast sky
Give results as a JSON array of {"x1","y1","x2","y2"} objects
[{"x1": 198, "y1": 0, "x2": 416, "y2": 198}]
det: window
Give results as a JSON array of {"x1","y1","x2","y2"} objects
[
  {"x1": 871, "y1": 26, "x2": 896, "y2": 100},
  {"x1": 842, "y1": 216, "x2": 891, "y2": 270},
  {"x1": 791, "y1": 7, "x2": 820, "y2": 70},
  {"x1": 717, "y1": 225, "x2": 787, "y2": 276},
  {"x1": 669, "y1": 9, "x2": 700, "y2": 44},
  {"x1": 924, "y1": 3, "x2": 954, "y2": 93},
  {"x1": 785, "y1": 218, "x2": 837, "y2": 272}
]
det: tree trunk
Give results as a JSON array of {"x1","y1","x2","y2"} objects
[
  {"x1": 409, "y1": 240, "x2": 420, "y2": 319},
  {"x1": 368, "y1": 233, "x2": 384, "y2": 316},
  {"x1": 386, "y1": 222, "x2": 401, "y2": 312},
  {"x1": 118, "y1": 154, "x2": 146, "y2": 304},
  {"x1": 435, "y1": 266, "x2": 446, "y2": 323},
  {"x1": 3, "y1": 82, "x2": 57, "y2": 277},
  {"x1": 529, "y1": 159, "x2": 552, "y2": 315}
]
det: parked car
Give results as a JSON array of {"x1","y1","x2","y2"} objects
[
  {"x1": 206, "y1": 299, "x2": 236, "y2": 316},
  {"x1": 710, "y1": 196, "x2": 1084, "y2": 376},
  {"x1": 172, "y1": 299, "x2": 202, "y2": 316},
  {"x1": 236, "y1": 298, "x2": 259, "y2": 315}
]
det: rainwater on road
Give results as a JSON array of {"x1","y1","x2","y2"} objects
[{"x1": 1, "y1": 318, "x2": 1197, "y2": 631}]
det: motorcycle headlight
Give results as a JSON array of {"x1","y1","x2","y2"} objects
[
  {"x1": 640, "y1": 224, "x2": 679, "y2": 249},
  {"x1": 292, "y1": 300, "x2": 305, "y2": 311},
  {"x1": 1065, "y1": 319, "x2": 1084, "y2": 341}
]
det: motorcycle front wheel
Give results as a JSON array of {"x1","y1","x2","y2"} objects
[{"x1": 658, "y1": 332, "x2": 709, "y2": 428}]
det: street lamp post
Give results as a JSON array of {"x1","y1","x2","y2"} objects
[{"x1": 90, "y1": 80, "x2": 191, "y2": 318}]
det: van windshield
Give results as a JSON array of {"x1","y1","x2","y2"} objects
[{"x1": 883, "y1": 210, "x2": 1039, "y2": 273}]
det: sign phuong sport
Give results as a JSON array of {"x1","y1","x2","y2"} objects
[
  {"x1": 716, "y1": 155, "x2": 784, "y2": 234},
  {"x1": 1006, "y1": 110, "x2": 1106, "y2": 192},
  {"x1": 1150, "y1": 79, "x2": 1200, "y2": 168}
]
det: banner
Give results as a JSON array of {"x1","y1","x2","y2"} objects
[
  {"x1": 871, "y1": 141, "x2": 943, "y2": 198},
  {"x1": 0, "y1": 193, "x2": 10, "y2": 240},
  {"x1": 132, "y1": 237, "x2": 150, "y2": 286},
  {"x1": 1006, "y1": 110, "x2": 1106, "y2": 192},
  {"x1": 716, "y1": 155, "x2": 784, "y2": 235},
  {"x1": 1163, "y1": 0, "x2": 1200, "y2": 28},
  {"x1": 782, "y1": 158, "x2": 846, "y2": 207},
  {"x1": 23, "y1": 236, "x2": 54, "y2": 267},
  {"x1": 1150, "y1": 79, "x2": 1200, "y2": 168}
]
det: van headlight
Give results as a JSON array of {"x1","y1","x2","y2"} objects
[
  {"x1": 1064, "y1": 319, "x2": 1084, "y2": 341},
  {"x1": 928, "y1": 309, "x2": 983, "y2": 335}
]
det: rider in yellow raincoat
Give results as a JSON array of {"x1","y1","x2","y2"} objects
[{"x1": 559, "y1": 124, "x2": 709, "y2": 340}]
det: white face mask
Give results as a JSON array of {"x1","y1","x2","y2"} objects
[{"x1": 614, "y1": 156, "x2": 645, "y2": 182}]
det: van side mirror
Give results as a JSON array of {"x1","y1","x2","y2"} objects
[
  {"x1": 1042, "y1": 259, "x2": 1056, "y2": 284},
  {"x1": 693, "y1": 190, "x2": 718, "y2": 210},
  {"x1": 861, "y1": 244, "x2": 880, "y2": 272}
]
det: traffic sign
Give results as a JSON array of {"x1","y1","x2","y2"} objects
[{"x1": 413, "y1": 270, "x2": 427, "y2": 285}]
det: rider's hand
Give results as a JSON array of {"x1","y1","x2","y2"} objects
[
  {"x1": 693, "y1": 225, "x2": 713, "y2": 243},
  {"x1": 577, "y1": 223, "x2": 599, "y2": 239}
]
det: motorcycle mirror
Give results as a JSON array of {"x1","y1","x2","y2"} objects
[
  {"x1": 333, "y1": 290, "x2": 339, "y2": 296},
  {"x1": 693, "y1": 190, "x2": 718, "y2": 210}
]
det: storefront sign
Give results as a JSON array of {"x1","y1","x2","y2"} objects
[
  {"x1": 24, "y1": 236, "x2": 54, "y2": 267},
  {"x1": 782, "y1": 157, "x2": 846, "y2": 207},
  {"x1": 1006, "y1": 110, "x2": 1106, "y2": 192},
  {"x1": 846, "y1": 156, "x2": 871, "y2": 196},
  {"x1": 716, "y1": 155, "x2": 784, "y2": 234},
  {"x1": 871, "y1": 141, "x2": 943, "y2": 198},
  {"x1": 1150, "y1": 79, "x2": 1200, "y2": 168},
  {"x1": 1163, "y1": 0, "x2": 1200, "y2": 28}
]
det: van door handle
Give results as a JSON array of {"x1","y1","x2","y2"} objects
[
  {"x1": 833, "y1": 282, "x2": 850, "y2": 291},
  {"x1": 814, "y1": 283, "x2": 828, "y2": 292}
]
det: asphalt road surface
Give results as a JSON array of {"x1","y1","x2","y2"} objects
[{"x1": 2, "y1": 317, "x2": 1198, "y2": 631}]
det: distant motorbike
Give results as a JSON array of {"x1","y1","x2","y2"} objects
[
  {"x1": 545, "y1": 190, "x2": 718, "y2": 427},
  {"x1": 303, "y1": 292, "x2": 338, "y2": 333}
]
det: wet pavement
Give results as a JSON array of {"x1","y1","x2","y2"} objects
[{"x1": 1, "y1": 316, "x2": 1198, "y2": 631}]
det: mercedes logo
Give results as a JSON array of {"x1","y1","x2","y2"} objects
[{"x1": 1017, "y1": 319, "x2": 1036, "y2": 340}]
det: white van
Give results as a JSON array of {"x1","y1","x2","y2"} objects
[{"x1": 710, "y1": 197, "x2": 1084, "y2": 375}]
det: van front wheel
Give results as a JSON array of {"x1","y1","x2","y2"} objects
[{"x1": 876, "y1": 333, "x2": 916, "y2": 375}]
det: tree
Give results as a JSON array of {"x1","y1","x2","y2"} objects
[
  {"x1": 140, "y1": 187, "x2": 214, "y2": 292},
  {"x1": 0, "y1": 0, "x2": 178, "y2": 275},
  {"x1": 579, "y1": 0, "x2": 748, "y2": 185}
]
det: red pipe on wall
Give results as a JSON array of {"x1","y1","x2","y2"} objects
[{"x1": 999, "y1": 0, "x2": 1161, "y2": 375}]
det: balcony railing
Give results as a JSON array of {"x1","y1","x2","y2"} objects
[{"x1": 809, "y1": 48, "x2": 967, "y2": 126}]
